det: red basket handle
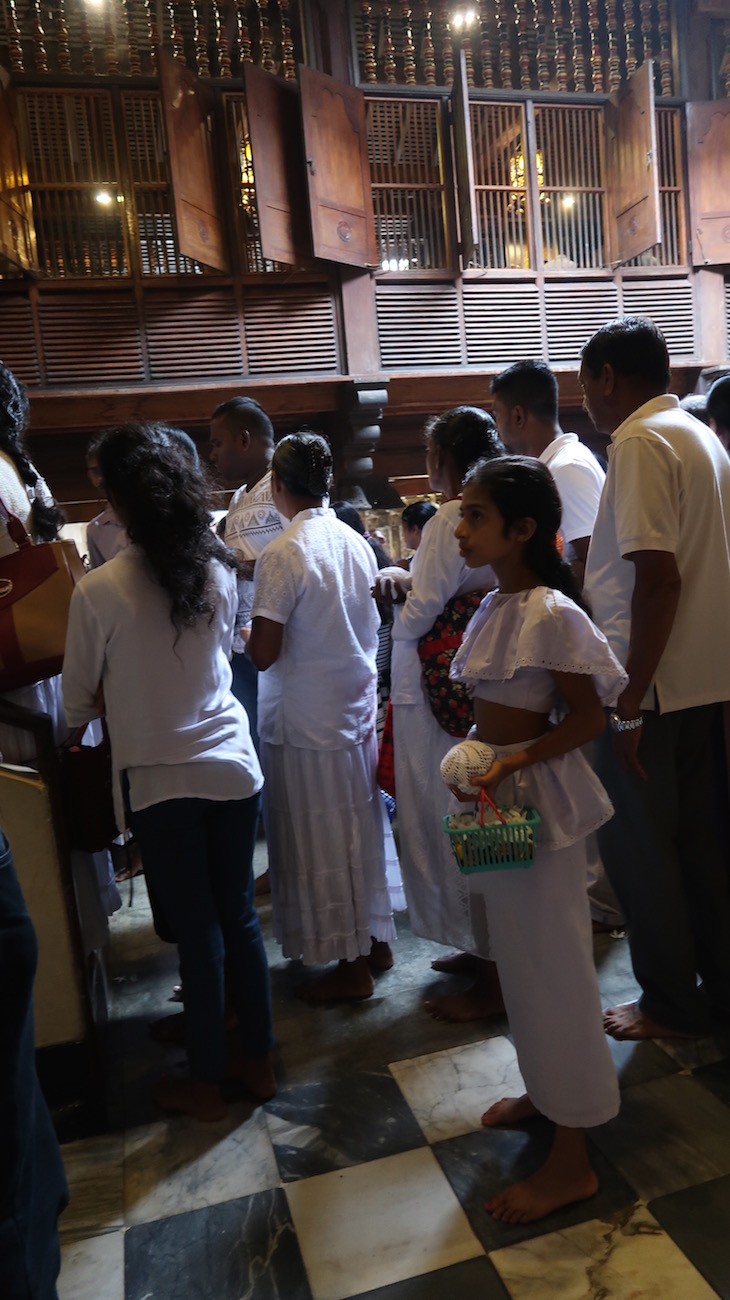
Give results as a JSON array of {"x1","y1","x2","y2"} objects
[{"x1": 479, "y1": 789, "x2": 506, "y2": 825}]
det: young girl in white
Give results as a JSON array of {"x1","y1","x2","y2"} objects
[{"x1": 449, "y1": 455, "x2": 624, "y2": 1225}]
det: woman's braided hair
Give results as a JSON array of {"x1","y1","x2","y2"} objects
[{"x1": 272, "y1": 431, "x2": 333, "y2": 500}]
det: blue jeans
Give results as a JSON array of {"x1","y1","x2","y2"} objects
[
  {"x1": 231, "y1": 652, "x2": 260, "y2": 757},
  {"x1": 0, "y1": 830, "x2": 68, "y2": 1300},
  {"x1": 129, "y1": 795, "x2": 273, "y2": 1081}
]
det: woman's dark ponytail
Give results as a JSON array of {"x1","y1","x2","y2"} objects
[{"x1": 0, "y1": 363, "x2": 65, "y2": 541}]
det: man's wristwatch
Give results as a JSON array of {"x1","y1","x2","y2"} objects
[{"x1": 609, "y1": 710, "x2": 643, "y2": 734}]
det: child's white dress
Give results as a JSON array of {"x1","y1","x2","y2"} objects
[{"x1": 450, "y1": 586, "x2": 626, "y2": 1127}]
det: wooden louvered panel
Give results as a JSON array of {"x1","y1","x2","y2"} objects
[
  {"x1": 145, "y1": 292, "x2": 243, "y2": 380},
  {"x1": 376, "y1": 285, "x2": 462, "y2": 369},
  {"x1": 38, "y1": 294, "x2": 144, "y2": 384},
  {"x1": 463, "y1": 283, "x2": 542, "y2": 364},
  {"x1": 622, "y1": 281, "x2": 695, "y2": 357},
  {"x1": 545, "y1": 283, "x2": 619, "y2": 362},
  {"x1": 0, "y1": 298, "x2": 40, "y2": 385},
  {"x1": 244, "y1": 290, "x2": 338, "y2": 374}
]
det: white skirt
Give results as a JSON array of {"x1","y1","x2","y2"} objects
[
  {"x1": 261, "y1": 734, "x2": 397, "y2": 965},
  {"x1": 392, "y1": 700, "x2": 479, "y2": 953}
]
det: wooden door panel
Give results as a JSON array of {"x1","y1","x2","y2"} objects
[
  {"x1": 158, "y1": 50, "x2": 228, "y2": 272},
  {"x1": 686, "y1": 102, "x2": 730, "y2": 266},
  {"x1": 0, "y1": 86, "x2": 37, "y2": 271},
  {"x1": 608, "y1": 60, "x2": 661, "y2": 264},
  {"x1": 450, "y1": 48, "x2": 478, "y2": 267},
  {"x1": 242, "y1": 63, "x2": 311, "y2": 266},
  {"x1": 298, "y1": 64, "x2": 378, "y2": 268}
]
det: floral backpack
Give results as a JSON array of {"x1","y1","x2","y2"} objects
[{"x1": 417, "y1": 590, "x2": 486, "y2": 737}]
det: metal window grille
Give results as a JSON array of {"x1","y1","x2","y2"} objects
[
  {"x1": 534, "y1": 104, "x2": 606, "y2": 270},
  {"x1": 18, "y1": 89, "x2": 129, "y2": 277},
  {"x1": 366, "y1": 97, "x2": 448, "y2": 271},
  {"x1": 469, "y1": 101, "x2": 531, "y2": 270}
]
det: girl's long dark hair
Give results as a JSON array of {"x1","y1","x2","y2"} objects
[
  {"x1": 0, "y1": 363, "x2": 65, "y2": 542},
  {"x1": 96, "y1": 422, "x2": 237, "y2": 631},
  {"x1": 464, "y1": 455, "x2": 590, "y2": 613}
]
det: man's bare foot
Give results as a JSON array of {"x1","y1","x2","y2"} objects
[
  {"x1": 425, "y1": 961, "x2": 504, "y2": 1023},
  {"x1": 369, "y1": 938, "x2": 394, "y2": 971},
  {"x1": 603, "y1": 1001, "x2": 700, "y2": 1041},
  {"x1": 430, "y1": 952, "x2": 480, "y2": 975},
  {"x1": 297, "y1": 957, "x2": 374, "y2": 1003},
  {"x1": 227, "y1": 1052, "x2": 277, "y2": 1102},
  {"x1": 154, "y1": 1076, "x2": 227, "y2": 1122},
  {"x1": 481, "y1": 1094, "x2": 540, "y2": 1127},
  {"x1": 486, "y1": 1125, "x2": 597, "y2": 1225},
  {"x1": 255, "y1": 871, "x2": 271, "y2": 897}
]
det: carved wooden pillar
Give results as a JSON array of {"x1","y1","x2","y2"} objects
[
  {"x1": 31, "y1": 0, "x2": 48, "y2": 74},
  {"x1": 587, "y1": 0, "x2": 603, "y2": 91},
  {"x1": 213, "y1": 1, "x2": 231, "y2": 76},
  {"x1": 105, "y1": 9, "x2": 120, "y2": 74},
  {"x1": 400, "y1": 1, "x2": 417, "y2": 84},
  {"x1": 624, "y1": 0, "x2": 637, "y2": 77},
  {"x1": 567, "y1": 0, "x2": 585, "y2": 90},
  {"x1": 336, "y1": 382, "x2": 389, "y2": 505},
  {"x1": 382, "y1": 2, "x2": 397, "y2": 83},
  {"x1": 236, "y1": 1, "x2": 253, "y2": 65},
  {"x1": 144, "y1": 0, "x2": 160, "y2": 68},
  {"x1": 169, "y1": 0, "x2": 185, "y2": 62},
  {"x1": 423, "y1": 6, "x2": 436, "y2": 84},
  {"x1": 552, "y1": 0, "x2": 569, "y2": 92},
  {"x1": 495, "y1": 0, "x2": 512, "y2": 88},
  {"x1": 125, "y1": 0, "x2": 142, "y2": 75},
  {"x1": 478, "y1": 0, "x2": 494, "y2": 88},
  {"x1": 439, "y1": 1, "x2": 454, "y2": 86},
  {"x1": 55, "y1": 0, "x2": 72, "y2": 73},
  {"x1": 255, "y1": 0, "x2": 275, "y2": 72},
  {"x1": 361, "y1": 1, "x2": 378, "y2": 81},
  {"x1": 639, "y1": 0, "x2": 654, "y2": 64},
  {"x1": 6, "y1": 0, "x2": 25, "y2": 73},
  {"x1": 605, "y1": 0, "x2": 620, "y2": 91},
  {"x1": 656, "y1": 0, "x2": 672, "y2": 95},
  {"x1": 533, "y1": 0, "x2": 550, "y2": 91},
  {"x1": 278, "y1": 0, "x2": 296, "y2": 79},
  {"x1": 192, "y1": 3, "x2": 210, "y2": 75},
  {"x1": 515, "y1": 0, "x2": 531, "y2": 89}
]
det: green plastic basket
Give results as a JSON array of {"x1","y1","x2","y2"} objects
[{"x1": 443, "y1": 805, "x2": 540, "y2": 874}]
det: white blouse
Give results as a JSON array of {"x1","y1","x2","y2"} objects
[
  {"x1": 451, "y1": 587, "x2": 628, "y2": 711},
  {"x1": 251, "y1": 507, "x2": 379, "y2": 749},
  {"x1": 62, "y1": 546, "x2": 262, "y2": 829}
]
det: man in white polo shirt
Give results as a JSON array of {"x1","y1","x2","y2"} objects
[{"x1": 582, "y1": 317, "x2": 730, "y2": 1040}]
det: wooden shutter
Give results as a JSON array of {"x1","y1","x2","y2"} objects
[
  {"x1": 607, "y1": 60, "x2": 661, "y2": 264},
  {"x1": 158, "y1": 50, "x2": 228, "y2": 272},
  {"x1": 242, "y1": 64, "x2": 311, "y2": 267},
  {"x1": 298, "y1": 64, "x2": 378, "y2": 268},
  {"x1": 0, "y1": 85, "x2": 36, "y2": 272},
  {"x1": 450, "y1": 48, "x2": 478, "y2": 267},
  {"x1": 686, "y1": 102, "x2": 730, "y2": 266}
]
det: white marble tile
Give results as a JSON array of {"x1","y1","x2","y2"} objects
[
  {"x1": 655, "y1": 1028, "x2": 730, "y2": 1071},
  {"x1": 489, "y1": 1205, "x2": 717, "y2": 1299},
  {"x1": 59, "y1": 1135, "x2": 125, "y2": 1239},
  {"x1": 389, "y1": 1036, "x2": 525, "y2": 1143},
  {"x1": 591, "y1": 1074, "x2": 730, "y2": 1201},
  {"x1": 124, "y1": 1104, "x2": 280, "y2": 1225},
  {"x1": 58, "y1": 1228, "x2": 125, "y2": 1300},
  {"x1": 285, "y1": 1146, "x2": 484, "y2": 1300}
]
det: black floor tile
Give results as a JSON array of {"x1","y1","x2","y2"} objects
[
  {"x1": 432, "y1": 1119, "x2": 637, "y2": 1252},
  {"x1": 694, "y1": 1058, "x2": 730, "y2": 1109},
  {"x1": 349, "y1": 1255, "x2": 510, "y2": 1299},
  {"x1": 265, "y1": 1068, "x2": 427, "y2": 1180},
  {"x1": 607, "y1": 1036, "x2": 682, "y2": 1089},
  {"x1": 650, "y1": 1173, "x2": 730, "y2": 1300},
  {"x1": 124, "y1": 1187, "x2": 312, "y2": 1300}
]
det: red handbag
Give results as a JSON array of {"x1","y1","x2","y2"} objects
[{"x1": 0, "y1": 496, "x2": 85, "y2": 692}]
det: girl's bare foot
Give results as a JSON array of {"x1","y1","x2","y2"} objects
[
  {"x1": 425, "y1": 960, "x2": 504, "y2": 1023},
  {"x1": 297, "y1": 957, "x2": 375, "y2": 1003},
  {"x1": 227, "y1": 1052, "x2": 277, "y2": 1102},
  {"x1": 481, "y1": 1093, "x2": 540, "y2": 1127},
  {"x1": 430, "y1": 952, "x2": 480, "y2": 975},
  {"x1": 486, "y1": 1126, "x2": 597, "y2": 1225},
  {"x1": 369, "y1": 938, "x2": 394, "y2": 971},
  {"x1": 154, "y1": 1076, "x2": 227, "y2": 1122},
  {"x1": 603, "y1": 1001, "x2": 700, "y2": 1040}
]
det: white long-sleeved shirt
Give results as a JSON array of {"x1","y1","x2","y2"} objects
[{"x1": 62, "y1": 546, "x2": 262, "y2": 829}]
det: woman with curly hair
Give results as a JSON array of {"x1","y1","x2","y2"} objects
[
  {"x1": 62, "y1": 423, "x2": 274, "y2": 1121},
  {"x1": 0, "y1": 362, "x2": 65, "y2": 554}
]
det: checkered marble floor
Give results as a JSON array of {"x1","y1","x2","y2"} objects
[{"x1": 57, "y1": 850, "x2": 730, "y2": 1300}]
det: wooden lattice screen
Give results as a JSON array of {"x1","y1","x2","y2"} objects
[{"x1": 366, "y1": 97, "x2": 448, "y2": 270}]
